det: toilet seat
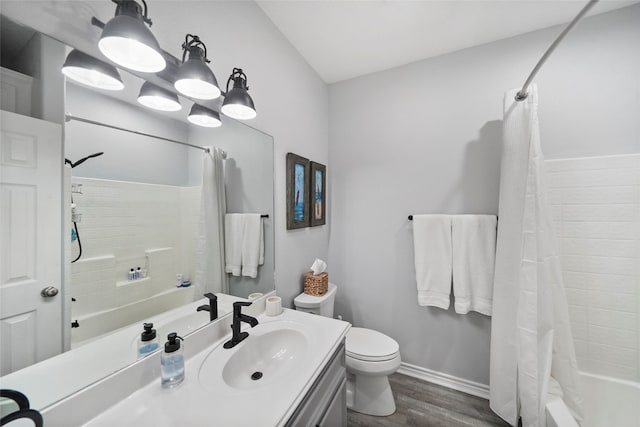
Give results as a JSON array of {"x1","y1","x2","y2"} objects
[{"x1": 346, "y1": 327, "x2": 400, "y2": 362}]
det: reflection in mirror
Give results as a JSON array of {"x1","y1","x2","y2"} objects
[
  {"x1": 65, "y1": 79, "x2": 275, "y2": 347},
  {"x1": 65, "y1": 79, "x2": 206, "y2": 348},
  {"x1": 0, "y1": 397, "x2": 20, "y2": 419},
  {"x1": 0, "y1": 14, "x2": 274, "y2": 411}
]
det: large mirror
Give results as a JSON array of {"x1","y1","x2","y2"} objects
[{"x1": 0, "y1": 9, "x2": 274, "y2": 411}]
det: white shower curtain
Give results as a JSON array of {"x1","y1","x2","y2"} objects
[
  {"x1": 195, "y1": 148, "x2": 228, "y2": 295},
  {"x1": 490, "y1": 85, "x2": 582, "y2": 427}
]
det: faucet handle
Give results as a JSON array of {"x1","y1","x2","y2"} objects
[{"x1": 232, "y1": 300, "x2": 252, "y2": 315}]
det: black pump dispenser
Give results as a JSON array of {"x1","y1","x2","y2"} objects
[
  {"x1": 164, "y1": 332, "x2": 182, "y2": 353},
  {"x1": 141, "y1": 322, "x2": 156, "y2": 342}
]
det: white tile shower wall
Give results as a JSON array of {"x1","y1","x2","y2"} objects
[
  {"x1": 70, "y1": 178, "x2": 201, "y2": 317},
  {"x1": 546, "y1": 154, "x2": 640, "y2": 382}
]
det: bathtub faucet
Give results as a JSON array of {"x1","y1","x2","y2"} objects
[{"x1": 197, "y1": 293, "x2": 218, "y2": 322}]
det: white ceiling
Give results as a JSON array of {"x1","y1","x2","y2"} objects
[{"x1": 257, "y1": 0, "x2": 638, "y2": 83}]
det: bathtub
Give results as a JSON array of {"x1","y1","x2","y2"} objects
[
  {"x1": 546, "y1": 372, "x2": 640, "y2": 427},
  {"x1": 71, "y1": 286, "x2": 195, "y2": 346}
]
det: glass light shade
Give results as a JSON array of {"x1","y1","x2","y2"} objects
[
  {"x1": 188, "y1": 104, "x2": 222, "y2": 128},
  {"x1": 98, "y1": 14, "x2": 165, "y2": 72},
  {"x1": 61, "y1": 49, "x2": 124, "y2": 91},
  {"x1": 174, "y1": 47, "x2": 220, "y2": 100},
  {"x1": 175, "y1": 78, "x2": 221, "y2": 100},
  {"x1": 221, "y1": 86, "x2": 256, "y2": 120},
  {"x1": 137, "y1": 81, "x2": 181, "y2": 111}
]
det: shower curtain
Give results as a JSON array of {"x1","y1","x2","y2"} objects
[
  {"x1": 490, "y1": 85, "x2": 582, "y2": 427},
  {"x1": 195, "y1": 148, "x2": 228, "y2": 295}
]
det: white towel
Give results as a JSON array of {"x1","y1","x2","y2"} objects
[
  {"x1": 451, "y1": 215, "x2": 497, "y2": 316},
  {"x1": 241, "y1": 214, "x2": 264, "y2": 278},
  {"x1": 412, "y1": 215, "x2": 452, "y2": 309},
  {"x1": 225, "y1": 214, "x2": 243, "y2": 276}
]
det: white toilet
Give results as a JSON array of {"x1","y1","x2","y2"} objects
[{"x1": 294, "y1": 283, "x2": 401, "y2": 416}]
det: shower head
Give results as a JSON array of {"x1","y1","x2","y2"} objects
[{"x1": 65, "y1": 152, "x2": 104, "y2": 168}]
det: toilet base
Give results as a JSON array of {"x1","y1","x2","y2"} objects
[{"x1": 347, "y1": 373, "x2": 396, "y2": 417}]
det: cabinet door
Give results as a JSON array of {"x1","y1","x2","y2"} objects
[
  {"x1": 286, "y1": 343, "x2": 346, "y2": 427},
  {"x1": 318, "y1": 378, "x2": 346, "y2": 427}
]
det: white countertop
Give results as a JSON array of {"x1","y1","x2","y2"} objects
[
  {"x1": 0, "y1": 294, "x2": 242, "y2": 411},
  {"x1": 83, "y1": 309, "x2": 350, "y2": 427}
]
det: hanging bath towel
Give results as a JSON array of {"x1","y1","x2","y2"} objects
[
  {"x1": 412, "y1": 214, "x2": 453, "y2": 309},
  {"x1": 451, "y1": 214, "x2": 497, "y2": 316},
  {"x1": 489, "y1": 85, "x2": 582, "y2": 427}
]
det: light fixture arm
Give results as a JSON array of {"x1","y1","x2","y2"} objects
[
  {"x1": 181, "y1": 34, "x2": 210, "y2": 64},
  {"x1": 226, "y1": 68, "x2": 249, "y2": 93},
  {"x1": 91, "y1": 16, "x2": 105, "y2": 29},
  {"x1": 111, "y1": 0, "x2": 152, "y2": 26}
]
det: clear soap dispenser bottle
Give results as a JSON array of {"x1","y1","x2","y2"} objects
[
  {"x1": 137, "y1": 323, "x2": 159, "y2": 358},
  {"x1": 161, "y1": 332, "x2": 184, "y2": 388}
]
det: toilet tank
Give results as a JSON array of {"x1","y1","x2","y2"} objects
[{"x1": 293, "y1": 283, "x2": 337, "y2": 318}]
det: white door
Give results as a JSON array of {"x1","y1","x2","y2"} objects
[{"x1": 0, "y1": 110, "x2": 62, "y2": 375}]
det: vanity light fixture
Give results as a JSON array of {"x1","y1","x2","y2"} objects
[
  {"x1": 221, "y1": 68, "x2": 257, "y2": 120},
  {"x1": 97, "y1": 0, "x2": 166, "y2": 73},
  {"x1": 61, "y1": 49, "x2": 125, "y2": 91},
  {"x1": 137, "y1": 81, "x2": 181, "y2": 111},
  {"x1": 174, "y1": 34, "x2": 221, "y2": 100},
  {"x1": 188, "y1": 104, "x2": 222, "y2": 128}
]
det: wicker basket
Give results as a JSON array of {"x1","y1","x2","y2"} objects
[{"x1": 303, "y1": 272, "x2": 328, "y2": 296}]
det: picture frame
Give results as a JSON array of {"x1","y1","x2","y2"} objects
[
  {"x1": 286, "y1": 153, "x2": 310, "y2": 229},
  {"x1": 310, "y1": 161, "x2": 326, "y2": 226}
]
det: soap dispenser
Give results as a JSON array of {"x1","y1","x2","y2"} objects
[
  {"x1": 161, "y1": 332, "x2": 184, "y2": 388},
  {"x1": 137, "y1": 323, "x2": 159, "y2": 358}
]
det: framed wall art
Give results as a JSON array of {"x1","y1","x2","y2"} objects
[
  {"x1": 310, "y1": 161, "x2": 326, "y2": 226},
  {"x1": 286, "y1": 153, "x2": 310, "y2": 229}
]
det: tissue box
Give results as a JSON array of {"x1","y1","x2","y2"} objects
[{"x1": 304, "y1": 272, "x2": 328, "y2": 296}]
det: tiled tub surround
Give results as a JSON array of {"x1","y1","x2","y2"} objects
[
  {"x1": 70, "y1": 178, "x2": 201, "y2": 344},
  {"x1": 546, "y1": 154, "x2": 639, "y2": 382}
]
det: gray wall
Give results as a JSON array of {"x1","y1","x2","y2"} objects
[
  {"x1": 222, "y1": 2, "x2": 330, "y2": 307},
  {"x1": 328, "y1": 5, "x2": 640, "y2": 385}
]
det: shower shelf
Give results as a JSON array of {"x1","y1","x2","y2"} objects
[{"x1": 116, "y1": 277, "x2": 150, "y2": 288}]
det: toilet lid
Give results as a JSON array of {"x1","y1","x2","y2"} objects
[{"x1": 346, "y1": 327, "x2": 399, "y2": 361}]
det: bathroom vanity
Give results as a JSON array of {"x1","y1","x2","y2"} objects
[
  {"x1": 39, "y1": 305, "x2": 350, "y2": 426},
  {"x1": 286, "y1": 343, "x2": 346, "y2": 426}
]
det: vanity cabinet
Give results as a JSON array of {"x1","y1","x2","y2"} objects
[{"x1": 286, "y1": 341, "x2": 346, "y2": 427}]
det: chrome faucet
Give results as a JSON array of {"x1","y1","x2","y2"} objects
[
  {"x1": 196, "y1": 293, "x2": 218, "y2": 322},
  {"x1": 223, "y1": 301, "x2": 258, "y2": 349}
]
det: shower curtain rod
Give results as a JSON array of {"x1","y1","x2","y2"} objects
[
  {"x1": 65, "y1": 113, "x2": 221, "y2": 155},
  {"x1": 515, "y1": 0, "x2": 599, "y2": 101}
]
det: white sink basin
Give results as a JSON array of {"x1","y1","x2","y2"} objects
[
  {"x1": 199, "y1": 320, "x2": 310, "y2": 391},
  {"x1": 222, "y1": 329, "x2": 307, "y2": 389}
]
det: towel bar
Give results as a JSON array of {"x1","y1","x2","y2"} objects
[{"x1": 408, "y1": 215, "x2": 497, "y2": 221}]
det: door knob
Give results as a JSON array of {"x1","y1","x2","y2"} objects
[{"x1": 40, "y1": 286, "x2": 59, "y2": 297}]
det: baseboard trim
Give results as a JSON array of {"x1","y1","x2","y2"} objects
[{"x1": 397, "y1": 362, "x2": 490, "y2": 400}]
